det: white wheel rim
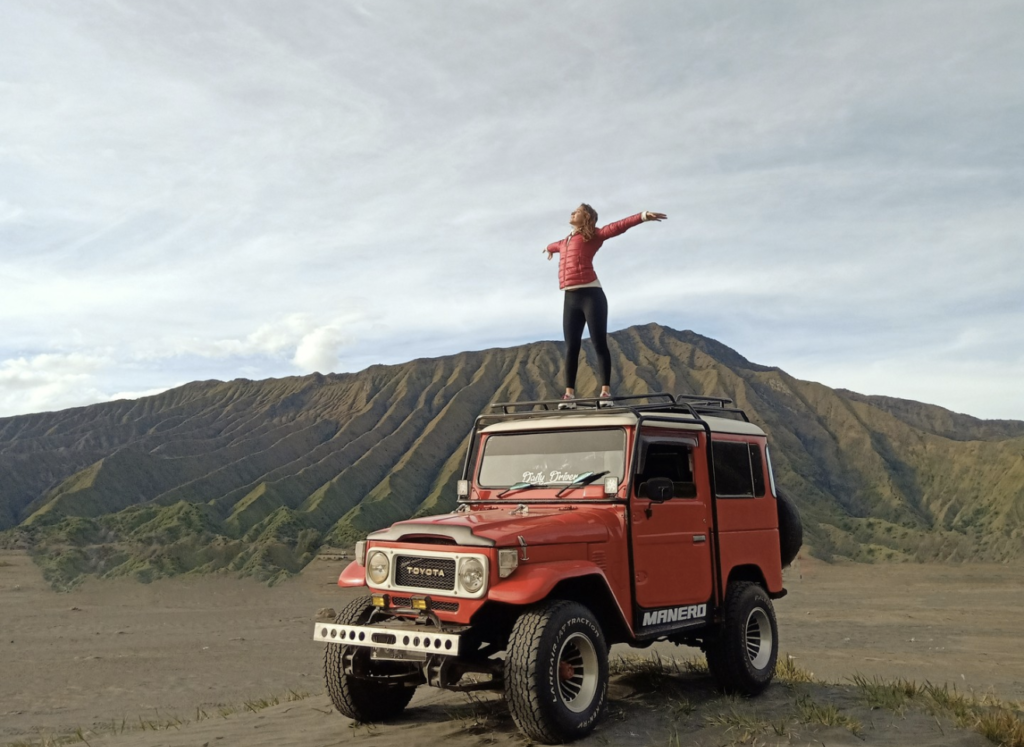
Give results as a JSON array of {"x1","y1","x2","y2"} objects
[
  {"x1": 556, "y1": 632, "x2": 600, "y2": 713},
  {"x1": 744, "y1": 607, "x2": 774, "y2": 670}
]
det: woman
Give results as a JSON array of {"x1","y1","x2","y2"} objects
[{"x1": 545, "y1": 204, "x2": 667, "y2": 404}]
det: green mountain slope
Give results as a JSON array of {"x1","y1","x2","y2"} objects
[{"x1": 1, "y1": 324, "x2": 1021, "y2": 587}]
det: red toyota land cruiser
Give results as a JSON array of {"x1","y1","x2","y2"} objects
[{"x1": 315, "y1": 393, "x2": 802, "y2": 743}]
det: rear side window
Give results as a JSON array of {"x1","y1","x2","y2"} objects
[{"x1": 712, "y1": 441, "x2": 766, "y2": 498}]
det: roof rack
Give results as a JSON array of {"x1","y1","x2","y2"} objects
[
  {"x1": 487, "y1": 392, "x2": 750, "y2": 422},
  {"x1": 491, "y1": 392, "x2": 675, "y2": 414}
]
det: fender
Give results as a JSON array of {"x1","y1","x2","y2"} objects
[
  {"x1": 337, "y1": 560, "x2": 366, "y2": 588},
  {"x1": 488, "y1": 561, "x2": 616, "y2": 607}
]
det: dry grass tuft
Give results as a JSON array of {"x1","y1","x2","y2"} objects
[
  {"x1": 850, "y1": 673, "x2": 924, "y2": 713},
  {"x1": 610, "y1": 652, "x2": 708, "y2": 678},
  {"x1": 974, "y1": 707, "x2": 1024, "y2": 747},
  {"x1": 774, "y1": 654, "x2": 815, "y2": 684},
  {"x1": 795, "y1": 694, "x2": 862, "y2": 735},
  {"x1": 922, "y1": 682, "x2": 978, "y2": 726},
  {"x1": 850, "y1": 674, "x2": 1024, "y2": 746},
  {"x1": 679, "y1": 654, "x2": 710, "y2": 675},
  {"x1": 704, "y1": 707, "x2": 774, "y2": 742}
]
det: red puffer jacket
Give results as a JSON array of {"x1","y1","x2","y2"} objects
[{"x1": 546, "y1": 213, "x2": 645, "y2": 289}]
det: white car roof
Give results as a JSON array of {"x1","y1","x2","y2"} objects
[{"x1": 481, "y1": 412, "x2": 766, "y2": 437}]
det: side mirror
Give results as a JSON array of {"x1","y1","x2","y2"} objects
[{"x1": 646, "y1": 477, "x2": 674, "y2": 502}]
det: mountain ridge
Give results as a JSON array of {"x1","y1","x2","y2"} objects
[{"x1": 1, "y1": 323, "x2": 1021, "y2": 587}]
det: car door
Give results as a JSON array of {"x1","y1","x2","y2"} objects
[{"x1": 630, "y1": 432, "x2": 714, "y2": 613}]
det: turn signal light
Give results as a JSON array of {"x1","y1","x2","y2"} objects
[{"x1": 498, "y1": 548, "x2": 519, "y2": 578}]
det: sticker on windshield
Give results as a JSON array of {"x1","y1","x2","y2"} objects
[{"x1": 522, "y1": 470, "x2": 580, "y2": 484}]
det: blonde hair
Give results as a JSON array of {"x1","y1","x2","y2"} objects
[{"x1": 573, "y1": 203, "x2": 596, "y2": 241}]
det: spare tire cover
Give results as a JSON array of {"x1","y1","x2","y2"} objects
[{"x1": 776, "y1": 490, "x2": 803, "y2": 568}]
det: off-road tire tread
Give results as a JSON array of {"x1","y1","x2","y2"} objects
[
  {"x1": 323, "y1": 595, "x2": 415, "y2": 722},
  {"x1": 505, "y1": 600, "x2": 607, "y2": 744},
  {"x1": 705, "y1": 582, "x2": 778, "y2": 696}
]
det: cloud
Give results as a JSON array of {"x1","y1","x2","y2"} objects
[
  {"x1": 207, "y1": 315, "x2": 327, "y2": 360},
  {"x1": 136, "y1": 313, "x2": 362, "y2": 367},
  {"x1": 0, "y1": 199, "x2": 24, "y2": 224},
  {"x1": 794, "y1": 356, "x2": 1024, "y2": 423},
  {"x1": 0, "y1": 1, "x2": 1022, "y2": 419},
  {"x1": 0, "y1": 353, "x2": 114, "y2": 415},
  {"x1": 107, "y1": 385, "x2": 182, "y2": 402},
  {"x1": 0, "y1": 312, "x2": 362, "y2": 416},
  {"x1": 293, "y1": 326, "x2": 351, "y2": 373}
]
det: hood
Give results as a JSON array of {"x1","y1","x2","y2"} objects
[{"x1": 370, "y1": 505, "x2": 618, "y2": 547}]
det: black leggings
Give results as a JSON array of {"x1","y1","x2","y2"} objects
[{"x1": 563, "y1": 287, "x2": 611, "y2": 389}]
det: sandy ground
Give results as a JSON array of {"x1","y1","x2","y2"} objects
[
  {"x1": 753, "y1": 555, "x2": 1024, "y2": 698},
  {"x1": 2, "y1": 550, "x2": 1021, "y2": 746}
]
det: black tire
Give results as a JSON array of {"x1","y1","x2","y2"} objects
[
  {"x1": 323, "y1": 596, "x2": 416, "y2": 722},
  {"x1": 505, "y1": 600, "x2": 609, "y2": 744},
  {"x1": 705, "y1": 582, "x2": 778, "y2": 696},
  {"x1": 776, "y1": 490, "x2": 803, "y2": 568}
]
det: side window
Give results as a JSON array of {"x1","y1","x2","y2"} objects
[
  {"x1": 635, "y1": 441, "x2": 697, "y2": 499},
  {"x1": 712, "y1": 441, "x2": 755, "y2": 498}
]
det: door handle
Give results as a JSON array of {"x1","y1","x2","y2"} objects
[{"x1": 693, "y1": 534, "x2": 706, "y2": 544}]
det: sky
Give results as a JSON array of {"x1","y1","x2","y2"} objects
[{"x1": 1, "y1": 1, "x2": 1022, "y2": 421}]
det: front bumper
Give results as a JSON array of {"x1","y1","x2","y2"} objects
[{"x1": 313, "y1": 622, "x2": 463, "y2": 657}]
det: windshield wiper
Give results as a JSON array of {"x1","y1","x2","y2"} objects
[
  {"x1": 496, "y1": 481, "x2": 549, "y2": 498},
  {"x1": 555, "y1": 471, "x2": 609, "y2": 498}
]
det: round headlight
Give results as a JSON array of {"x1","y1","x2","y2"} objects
[
  {"x1": 367, "y1": 551, "x2": 390, "y2": 585},
  {"x1": 459, "y1": 557, "x2": 485, "y2": 594}
]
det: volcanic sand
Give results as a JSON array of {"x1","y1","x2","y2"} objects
[{"x1": 1, "y1": 550, "x2": 1021, "y2": 746}]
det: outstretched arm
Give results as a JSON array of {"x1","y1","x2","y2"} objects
[
  {"x1": 596, "y1": 211, "x2": 668, "y2": 240},
  {"x1": 543, "y1": 238, "x2": 563, "y2": 260}
]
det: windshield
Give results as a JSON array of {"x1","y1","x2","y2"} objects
[{"x1": 478, "y1": 428, "x2": 626, "y2": 489}]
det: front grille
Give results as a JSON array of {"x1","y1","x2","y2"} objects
[{"x1": 395, "y1": 556, "x2": 456, "y2": 591}]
